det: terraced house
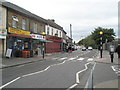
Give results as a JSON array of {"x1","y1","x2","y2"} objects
[
  {"x1": 45, "y1": 19, "x2": 67, "y2": 53},
  {"x1": 0, "y1": 1, "x2": 7, "y2": 58},
  {"x1": 1, "y1": 1, "x2": 72, "y2": 58}
]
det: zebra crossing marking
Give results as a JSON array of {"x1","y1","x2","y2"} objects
[
  {"x1": 59, "y1": 57, "x2": 67, "y2": 60},
  {"x1": 68, "y1": 58, "x2": 76, "y2": 61},
  {"x1": 87, "y1": 58, "x2": 93, "y2": 62},
  {"x1": 77, "y1": 58, "x2": 84, "y2": 61}
]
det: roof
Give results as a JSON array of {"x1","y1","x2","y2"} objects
[
  {"x1": 2, "y1": 1, "x2": 47, "y2": 23},
  {"x1": 47, "y1": 20, "x2": 67, "y2": 33},
  {"x1": 47, "y1": 20, "x2": 63, "y2": 30},
  {"x1": 1, "y1": 1, "x2": 67, "y2": 34}
]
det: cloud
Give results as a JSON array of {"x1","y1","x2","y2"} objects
[{"x1": 7, "y1": 0, "x2": 118, "y2": 42}]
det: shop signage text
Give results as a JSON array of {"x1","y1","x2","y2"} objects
[
  {"x1": 30, "y1": 34, "x2": 46, "y2": 40},
  {"x1": 8, "y1": 28, "x2": 30, "y2": 36},
  {"x1": 0, "y1": 29, "x2": 7, "y2": 36}
]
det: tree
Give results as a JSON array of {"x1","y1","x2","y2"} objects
[
  {"x1": 78, "y1": 35, "x2": 97, "y2": 48},
  {"x1": 92, "y1": 27, "x2": 116, "y2": 46}
]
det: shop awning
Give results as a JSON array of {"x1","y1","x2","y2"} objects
[
  {"x1": 34, "y1": 39, "x2": 53, "y2": 42},
  {"x1": 9, "y1": 34, "x2": 32, "y2": 38},
  {"x1": 39, "y1": 39, "x2": 53, "y2": 42}
]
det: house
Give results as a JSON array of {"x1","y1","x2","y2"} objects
[
  {"x1": 2, "y1": 1, "x2": 47, "y2": 57},
  {"x1": 1, "y1": 1, "x2": 71, "y2": 57},
  {"x1": 0, "y1": 0, "x2": 7, "y2": 58},
  {"x1": 45, "y1": 19, "x2": 64, "y2": 53}
]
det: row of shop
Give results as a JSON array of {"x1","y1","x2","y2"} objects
[
  {"x1": 0, "y1": 1, "x2": 72, "y2": 58},
  {"x1": 0, "y1": 27, "x2": 67, "y2": 58}
]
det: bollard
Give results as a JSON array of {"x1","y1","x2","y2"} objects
[
  {"x1": 109, "y1": 45, "x2": 115, "y2": 63},
  {"x1": 110, "y1": 52, "x2": 114, "y2": 63}
]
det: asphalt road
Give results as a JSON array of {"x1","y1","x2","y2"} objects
[{"x1": 1, "y1": 49, "x2": 98, "y2": 89}]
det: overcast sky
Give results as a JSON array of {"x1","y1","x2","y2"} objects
[{"x1": 6, "y1": 0, "x2": 118, "y2": 42}]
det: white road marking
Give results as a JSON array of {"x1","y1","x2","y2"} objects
[
  {"x1": 85, "y1": 62, "x2": 96, "y2": 88},
  {"x1": 76, "y1": 62, "x2": 91, "y2": 83},
  {"x1": 22, "y1": 66, "x2": 51, "y2": 77},
  {"x1": 68, "y1": 58, "x2": 75, "y2": 60},
  {"x1": 1, "y1": 56, "x2": 90, "y2": 89},
  {"x1": 77, "y1": 58, "x2": 84, "y2": 61},
  {"x1": 111, "y1": 66, "x2": 116, "y2": 72},
  {"x1": 92, "y1": 62, "x2": 96, "y2": 70},
  {"x1": 87, "y1": 58, "x2": 93, "y2": 62},
  {"x1": 0, "y1": 77, "x2": 21, "y2": 89},
  {"x1": 68, "y1": 62, "x2": 92, "y2": 90},
  {"x1": 22, "y1": 59, "x2": 69, "y2": 77},
  {"x1": 111, "y1": 65, "x2": 120, "y2": 76},
  {"x1": 59, "y1": 57, "x2": 67, "y2": 60},
  {"x1": 67, "y1": 83, "x2": 78, "y2": 90}
]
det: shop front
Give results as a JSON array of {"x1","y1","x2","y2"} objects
[
  {"x1": 62, "y1": 39, "x2": 67, "y2": 52},
  {"x1": 30, "y1": 34, "x2": 44, "y2": 56},
  {"x1": 46, "y1": 36, "x2": 62, "y2": 53},
  {"x1": 30, "y1": 34, "x2": 53, "y2": 56},
  {"x1": 6, "y1": 27, "x2": 32, "y2": 58}
]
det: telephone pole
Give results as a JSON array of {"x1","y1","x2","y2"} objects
[{"x1": 70, "y1": 24, "x2": 72, "y2": 39}]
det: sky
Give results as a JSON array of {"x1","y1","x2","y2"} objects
[{"x1": 6, "y1": 0, "x2": 119, "y2": 42}]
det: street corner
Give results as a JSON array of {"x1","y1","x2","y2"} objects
[
  {"x1": 94, "y1": 57, "x2": 112, "y2": 64},
  {"x1": 97, "y1": 57, "x2": 108, "y2": 61}
]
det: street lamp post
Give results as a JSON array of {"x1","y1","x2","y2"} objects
[
  {"x1": 99, "y1": 31, "x2": 103, "y2": 58},
  {"x1": 42, "y1": 32, "x2": 46, "y2": 59}
]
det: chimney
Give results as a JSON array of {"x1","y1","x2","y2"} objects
[{"x1": 48, "y1": 19, "x2": 55, "y2": 22}]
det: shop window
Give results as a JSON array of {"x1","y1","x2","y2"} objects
[
  {"x1": 12, "y1": 16, "x2": 18, "y2": 28},
  {"x1": 22, "y1": 19, "x2": 26, "y2": 30},
  {"x1": 33, "y1": 23, "x2": 37, "y2": 33}
]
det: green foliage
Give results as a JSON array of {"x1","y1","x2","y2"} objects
[
  {"x1": 92, "y1": 27, "x2": 115, "y2": 45},
  {"x1": 78, "y1": 35, "x2": 97, "y2": 48},
  {"x1": 78, "y1": 27, "x2": 116, "y2": 49}
]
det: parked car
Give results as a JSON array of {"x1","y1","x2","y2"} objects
[
  {"x1": 82, "y1": 47, "x2": 86, "y2": 51},
  {"x1": 88, "y1": 47, "x2": 93, "y2": 50}
]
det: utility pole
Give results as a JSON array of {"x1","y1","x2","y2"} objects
[{"x1": 70, "y1": 24, "x2": 72, "y2": 39}]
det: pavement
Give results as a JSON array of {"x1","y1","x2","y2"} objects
[
  {"x1": 94, "y1": 50, "x2": 119, "y2": 65},
  {"x1": 93, "y1": 50, "x2": 119, "y2": 89},
  {"x1": 0, "y1": 53, "x2": 61, "y2": 69}
]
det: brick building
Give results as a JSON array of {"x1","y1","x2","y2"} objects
[{"x1": 1, "y1": 1, "x2": 73, "y2": 58}]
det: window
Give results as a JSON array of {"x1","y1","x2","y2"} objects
[
  {"x1": 47, "y1": 27, "x2": 49, "y2": 35},
  {"x1": 39, "y1": 24, "x2": 43, "y2": 34},
  {"x1": 22, "y1": 19, "x2": 26, "y2": 30},
  {"x1": 12, "y1": 16, "x2": 18, "y2": 28},
  {"x1": 0, "y1": 8, "x2": 2, "y2": 26},
  {"x1": 33, "y1": 23, "x2": 37, "y2": 33},
  {"x1": 52, "y1": 29, "x2": 53, "y2": 36},
  {"x1": 60, "y1": 31, "x2": 61, "y2": 37}
]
